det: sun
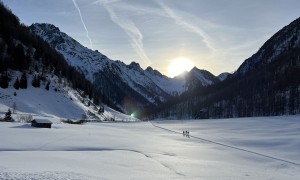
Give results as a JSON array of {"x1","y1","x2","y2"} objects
[{"x1": 167, "y1": 57, "x2": 194, "y2": 78}]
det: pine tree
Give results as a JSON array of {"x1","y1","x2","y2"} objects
[
  {"x1": 31, "y1": 75, "x2": 40, "y2": 88},
  {"x1": 0, "y1": 73, "x2": 9, "y2": 89},
  {"x1": 45, "y1": 81, "x2": 50, "y2": 91},
  {"x1": 19, "y1": 72, "x2": 27, "y2": 89},
  {"x1": 98, "y1": 105, "x2": 104, "y2": 114},
  {"x1": 13, "y1": 44, "x2": 26, "y2": 70},
  {"x1": 13, "y1": 77, "x2": 20, "y2": 89},
  {"x1": 12, "y1": 102, "x2": 17, "y2": 113},
  {"x1": 3, "y1": 109, "x2": 13, "y2": 121}
]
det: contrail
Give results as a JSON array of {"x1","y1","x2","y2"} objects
[
  {"x1": 155, "y1": 1, "x2": 215, "y2": 52},
  {"x1": 95, "y1": 0, "x2": 151, "y2": 66},
  {"x1": 72, "y1": 0, "x2": 93, "y2": 49}
]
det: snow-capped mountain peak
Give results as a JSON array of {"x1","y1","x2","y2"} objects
[
  {"x1": 29, "y1": 23, "x2": 219, "y2": 111},
  {"x1": 128, "y1": 61, "x2": 143, "y2": 72},
  {"x1": 236, "y1": 17, "x2": 300, "y2": 75},
  {"x1": 30, "y1": 23, "x2": 109, "y2": 82},
  {"x1": 189, "y1": 67, "x2": 219, "y2": 86},
  {"x1": 217, "y1": 72, "x2": 231, "y2": 81}
]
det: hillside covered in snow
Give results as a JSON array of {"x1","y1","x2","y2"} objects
[
  {"x1": 149, "y1": 17, "x2": 300, "y2": 120},
  {"x1": 29, "y1": 23, "x2": 221, "y2": 113},
  {"x1": 0, "y1": 71, "x2": 137, "y2": 123},
  {"x1": 0, "y1": 2, "x2": 134, "y2": 122}
]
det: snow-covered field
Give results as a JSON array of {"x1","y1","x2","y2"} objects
[{"x1": 1, "y1": 116, "x2": 300, "y2": 179}]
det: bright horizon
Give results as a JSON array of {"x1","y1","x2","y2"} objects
[{"x1": 2, "y1": 0, "x2": 300, "y2": 77}]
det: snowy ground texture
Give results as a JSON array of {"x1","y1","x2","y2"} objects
[
  {"x1": 0, "y1": 116, "x2": 300, "y2": 179},
  {"x1": 0, "y1": 73, "x2": 138, "y2": 122}
]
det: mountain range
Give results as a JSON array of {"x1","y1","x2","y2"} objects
[
  {"x1": 1, "y1": 0, "x2": 299, "y2": 120},
  {"x1": 29, "y1": 23, "x2": 224, "y2": 115},
  {"x1": 147, "y1": 17, "x2": 300, "y2": 119}
]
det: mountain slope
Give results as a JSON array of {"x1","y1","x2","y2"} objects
[
  {"x1": 184, "y1": 67, "x2": 220, "y2": 90},
  {"x1": 237, "y1": 17, "x2": 300, "y2": 75},
  {"x1": 0, "y1": 2, "x2": 131, "y2": 122},
  {"x1": 0, "y1": 72, "x2": 137, "y2": 122},
  {"x1": 148, "y1": 17, "x2": 300, "y2": 119},
  {"x1": 29, "y1": 23, "x2": 109, "y2": 82},
  {"x1": 29, "y1": 23, "x2": 219, "y2": 114},
  {"x1": 217, "y1": 72, "x2": 231, "y2": 81}
]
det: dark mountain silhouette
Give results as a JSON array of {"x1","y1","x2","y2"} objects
[{"x1": 147, "y1": 17, "x2": 300, "y2": 119}]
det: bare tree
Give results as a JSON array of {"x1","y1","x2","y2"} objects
[
  {"x1": 18, "y1": 114, "x2": 33, "y2": 123},
  {"x1": 12, "y1": 102, "x2": 17, "y2": 113}
]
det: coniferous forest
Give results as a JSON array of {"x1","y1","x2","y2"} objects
[
  {"x1": 0, "y1": 2, "x2": 119, "y2": 111},
  {"x1": 1, "y1": 1, "x2": 299, "y2": 120},
  {"x1": 146, "y1": 18, "x2": 300, "y2": 119}
]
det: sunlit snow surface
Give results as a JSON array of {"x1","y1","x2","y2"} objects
[{"x1": 1, "y1": 116, "x2": 300, "y2": 179}]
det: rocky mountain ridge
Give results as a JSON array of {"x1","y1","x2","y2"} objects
[{"x1": 30, "y1": 23, "x2": 222, "y2": 113}]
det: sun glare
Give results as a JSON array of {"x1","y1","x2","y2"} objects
[{"x1": 167, "y1": 57, "x2": 194, "y2": 78}]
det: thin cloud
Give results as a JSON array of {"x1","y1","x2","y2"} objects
[
  {"x1": 95, "y1": 1, "x2": 151, "y2": 66},
  {"x1": 72, "y1": 0, "x2": 93, "y2": 49},
  {"x1": 155, "y1": 1, "x2": 216, "y2": 52},
  {"x1": 92, "y1": 0, "x2": 120, "y2": 5}
]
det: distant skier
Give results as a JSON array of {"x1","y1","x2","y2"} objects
[{"x1": 183, "y1": 131, "x2": 190, "y2": 137}]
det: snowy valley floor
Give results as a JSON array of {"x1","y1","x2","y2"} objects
[{"x1": 0, "y1": 116, "x2": 300, "y2": 179}]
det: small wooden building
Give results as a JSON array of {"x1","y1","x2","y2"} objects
[{"x1": 31, "y1": 119, "x2": 52, "y2": 128}]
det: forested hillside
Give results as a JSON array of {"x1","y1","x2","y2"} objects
[
  {"x1": 147, "y1": 17, "x2": 300, "y2": 119},
  {"x1": 0, "y1": 2, "x2": 118, "y2": 111}
]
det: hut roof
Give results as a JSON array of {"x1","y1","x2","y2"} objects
[{"x1": 32, "y1": 119, "x2": 53, "y2": 124}]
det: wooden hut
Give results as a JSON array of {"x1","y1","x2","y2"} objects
[{"x1": 31, "y1": 119, "x2": 52, "y2": 128}]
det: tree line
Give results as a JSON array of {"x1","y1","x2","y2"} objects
[
  {"x1": 0, "y1": 2, "x2": 118, "y2": 110},
  {"x1": 146, "y1": 33, "x2": 300, "y2": 119}
]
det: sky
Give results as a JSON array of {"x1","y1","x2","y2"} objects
[{"x1": 2, "y1": 0, "x2": 300, "y2": 77}]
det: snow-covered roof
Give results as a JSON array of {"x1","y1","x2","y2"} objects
[{"x1": 32, "y1": 119, "x2": 53, "y2": 124}]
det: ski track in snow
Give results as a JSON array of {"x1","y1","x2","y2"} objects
[
  {"x1": 0, "y1": 147, "x2": 185, "y2": 177},
  {"x1": 150, "y1": 121, "x2": 300, "y2": 167},
  {"x1": 1, "y1": 117, "x2": 300, "y2": 179}
]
